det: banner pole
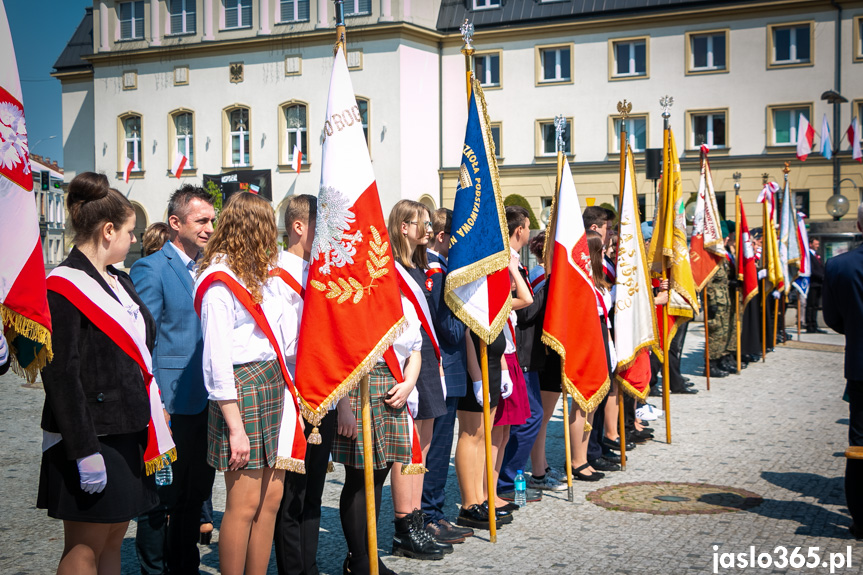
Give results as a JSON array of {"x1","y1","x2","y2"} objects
[
  {"x1": 660, "y1": 111, "x2": 672, "y2": 445},
  {"x1": 480, "y1": 340, "x2": 496, "y2": 542},
  {"x1": 761, "y1": 277, "x2": 767, "y2": 362},
  {"x1": 704, "y1": 289, "x2": 711, "y2": 391},
  {"x1": 561, "y1": 381, "x2": 574, "y2": 502},
  {"x1": 616, "y1": 103, "x2": 629, "y2": 466},
  {"x1": 360, "y1": 374, "x2": 379, "y2": 575},
  {"x1": 617, "y1": 386, "x2": 627, "y2": 471},
  {"x1": 734, "y1": 182, "x2": 742, "y2": 375},
  {"x1": 797, "y1": 296, "x2": 802, "y2": 341},
  {"x1": 772, "y1": 296, "x2": 779, "y2": 349}
]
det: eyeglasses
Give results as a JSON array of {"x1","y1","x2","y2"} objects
[{"x1": 409, "y1": 221, "x2": 433, "y2": 230}]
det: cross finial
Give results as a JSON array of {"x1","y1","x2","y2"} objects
[
  {"x1": 554, "y1": 114, "x2": 567, "y2": 154},
  {"x1": 660, "y1": 95, "x2": 674, "y2": 119},
  {"x1": 460, "y1": 19, "x2": 474, "y2": 50},
  {"x1": 616, "y1": 100, "x2": 632, "y2": 119}
]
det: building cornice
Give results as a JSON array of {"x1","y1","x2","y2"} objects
[
  {"x1": 81, "y1": 22, "x2": 444, "y2": 67},
  {"x1": 50, "y1": 69, "x2": 94, "y2": 81}
]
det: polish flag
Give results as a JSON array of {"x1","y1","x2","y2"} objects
[
  {"x1": 796, "y1": 114, "x2": 815, "y2": 161},
  {"x1": 294, "y1": 46, "x2": 404, "y2": 427},
  {"x1": 0, "y1": 0, "x2": 52, "y2": 381},
  {"x1": 171, "y1": 152, "x2": 187, "y2": 179},
  {"x1": 736, "y1": 196, "x2": 759, "y2": 309},
  {"x1": 848, "y1": 117, "x2": 862, "y2": 163},
  {"x1": 541, "y1": 159, "x2": 609, "y2": 412},
  {"x1": 124, "y1": 157, "x2": 135, "y2": 183},
  {"x1": 689, "y1": 152, "x2": 726, "y2": 290},
  {"x1": 291, "y1": 144, "x2": 303, "y2": 173}
]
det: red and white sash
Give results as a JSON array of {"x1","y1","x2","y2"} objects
[
  {"x1": 46, "y1": 267, "x2": 176, "y2": 475},
  {"x1": 194, "y1": 264, "x2": 306, "y2": 472},
  {"x1": 270, "y1": 267, "x2": 305, "y2": 300}
]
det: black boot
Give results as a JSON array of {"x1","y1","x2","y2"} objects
[
  {"x1": 392, "y1": 511, "x2": 444, "y2": 561},
  {"x1": 412, "y1": 509, "x2": 453, "y2": 554}
]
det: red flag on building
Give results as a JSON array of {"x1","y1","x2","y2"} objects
[
  {"x1": 0, "y1": 0, "x2": 52, "y2": 381},
  {"x1": 541, "y1": 160, "x2": 609, "y2": 411},
  {"x1": 294, "y1": 46, "x2": 405, "y2": 426}
]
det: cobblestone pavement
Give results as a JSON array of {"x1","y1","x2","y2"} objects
[{"x1": 2, "y1": 323, "x2": 860, "y2": 575}]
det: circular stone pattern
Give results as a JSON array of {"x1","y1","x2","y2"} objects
[{"x1": 587, "y1": 481, "x2": 763, "y2": 516}]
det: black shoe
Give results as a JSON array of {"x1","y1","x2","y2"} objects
[
  {"x1": 631, "y1": 429, "x2": 654, "y2": 442},
  {"x1": 456, "y1": 504, "x2": 500, "y2": 531},
  {"x1": 670, "y1": 387, "x2": 699, "y2": 394},
  {"x1": 707, "y1": 366, "x2": 729, "y2": 378},
  {"x1": 573, "y1": 463, "x2": 604, "y2": 481},
  {"x1": 601, "y1": 450, "x2": 621, "y2": 463},
  {"x1": 685, "y1": 380, "x2": 696, "y2": 387},
  {"x1": 589, "y1": 457, "x2": 621, "y2": 472},
  {"x1": 392, "y1": 511, "x2": 444, "y2": 560},
  {"x1": 481, "y1": 501, "x2": 514, "y2": 524},
  {"x1": 602, "y1": 437, "x2": 636, "y2": 451},
  {"x1": 499, "y1": 488, "x2": 542, "y2": 503},
  {"x1": 428, "y1": 518, "x2": 473, "y2": 543}
]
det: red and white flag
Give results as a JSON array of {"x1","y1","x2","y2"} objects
[
  {"x1": 0, "y1": 0, "x2": 52, "y2": 381},
  {"x1": 294, "y1": 46, "x2": 404, "y2": 426},
  {"x1": 613, "y1": 146, "x2": 658, "y2": 401},
  {"x1": 124, "y1": 157, "x2": 135, "y2": 183},
  {"x1": 796, "y1": 114, "x2": 815, "y2": 161},
  {"x1": 171, "y1": 152, "x2": 187, "y2": 179},
  {"x1": 736, "y1": 196, "x2": 759, "y2": 309},
  {"x1": 541, "y1": 160, "x2": 609, "y2": 412},
  {"x1": 689, "y1": 152, "x2": 726, "y2": 290},
  {"x1": 291, "y1": 144, "x2": 303, "y2": 173},
  {"x1": 848, "y1": 117, "x2": 862, "y2": 163}
]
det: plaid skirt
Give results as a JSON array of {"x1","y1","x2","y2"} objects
[
  {"x1": 207, "y1": 360, "x2": 284, "y2": 471},
  {"x1": 331, "y1": 363, "x2": 412, "y2": 470}
]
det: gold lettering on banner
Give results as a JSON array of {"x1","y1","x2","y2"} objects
[
  {"x1": 450, "y1": 145, "x2": 484, "y2": 248},
  {"x1": 614, "y1": 216, "x2": 641, "y2": 312}
]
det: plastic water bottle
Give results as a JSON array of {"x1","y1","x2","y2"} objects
[
  {"x1": 514, "y1": 470, "x2": 527, "y2": 508},
  {"x1": 155, "y1": 455, "x2": 173, "y2": 486}
]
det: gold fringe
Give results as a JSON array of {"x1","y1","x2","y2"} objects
[
  {"x1": 583, "y1": 421, "x2": 592, "y2": 433},
  {"x1": 327, "y1": 461, "x2": 335, "y2": 474},
  {"x1": 444, "y1": 279, "x2": 512, "y2": 345},
  {"x1": 299, "y1": 317, "x2": 406, "y2": 426},
  {"x1": 274, "y1": 456, "x2": 306, "y2": 474},
  {"x1": 615, "y1": 373, "x2": 650, "y2": 402},
  {"x1": 541, "y1": 330, "x2": 610, "y2": 413},
  {"x1": 144, "y1": 447, "x2": 178, "y2": 476},
  {"x1": 307, "y1": 427, "x2": 322, "y2": 445},
  {"x1": 1, "y1": 304, "x2": 53, "y2": 383},
  {"x1": 400, "y1": 463, "x2": 427, "y2": 475}
]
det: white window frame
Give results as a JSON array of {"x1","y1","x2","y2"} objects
[
  {"x1": 490, "y1": 122, "x2": 502, "y2": 159},
  {"x1": 769, "y1": 22, "x2": 812, "y2": 67},
  {"x1": 279, "y1": 0, "x2": 309, "y2": 23},
  {"x1": 689, "y1": 32, "x2": 726, "y2": 72},
  {"x1": 169, "y1": 0, "x2": 196, "y2": 35},
  {"x1": 172, "y1": 111, "x2": 195, "y2": 169},
  {"x1": 538, "y1": 46, "x2": 572, "y2": 84},
  {"x1": 612, "y1": 39, "x2": 648, "y2": 77},
  {"x1": 611, "y1": 115, "x2": 648, "y2": 153},
  {"x1": 536, "y1": 118, "x2": 572, "y2": 158},
  {"x1": 122, "y1": 114, "x2": 142, "y2": 171},
  {"x1": 343, "y1": 0, "x2": 371, "y2": 17},
  {"x1": 224, "y1": 0, "x2": 253, "y2": 29},
  {"x1": 690, "y1": 111, "x2": 727, "y2": 150},
  {"x1": 473, "y1": 0, "x2": 501, "y2": 10},
  {"x1": 768, "y1": 105, "x2": 810, "y2": 147},
  {"x1": 355, "y1": 97, "x2": 370, "y2": 150},
  {"x1": 227, "y1": 107, "x2": 251, "y2": 167},
  {"x1": 474, "y1": 52, "x2": 501, "y2": 88},
  {"x1": 119, "y1": 1, "x2": 145, "y2": 40},
  {"x1": 285, "y1": 103, "x2": 307, "y2": 164}
]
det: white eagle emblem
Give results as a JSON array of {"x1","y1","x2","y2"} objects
[
  {"x1": 312, "y1": 186, "x2": 364, "y2": 275},
  {"x1": 0, "y1": 100, "x2": 30, "y2": 175}
]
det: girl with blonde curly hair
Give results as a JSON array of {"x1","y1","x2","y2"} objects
[{"x1": 196, "y1": 192, "x2": 304, "y2": 575}]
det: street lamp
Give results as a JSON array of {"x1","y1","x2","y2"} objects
[
  {"x1": 30, "y1": 135, "x2": 57, "y2": 154},
  {"x1": 821, "y1": 90, "x2": 849, "y2": 219}
]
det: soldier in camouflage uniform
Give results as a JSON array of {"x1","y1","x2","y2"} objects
[{"x1": 705, "y1": 259, "x2": 733, "y2": 377}]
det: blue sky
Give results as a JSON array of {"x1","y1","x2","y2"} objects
[{"x1": 7, "y1": 0, "x2": 92, "y2": 167}]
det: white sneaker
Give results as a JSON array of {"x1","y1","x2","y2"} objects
[
  {"x1": 636, "y1": 406, "x2": 658, "y2": 421},
  {"x1": 528, "y1": 474, "x2": 567, "y2": 491}
]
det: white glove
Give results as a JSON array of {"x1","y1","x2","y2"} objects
[
  {"x1": 608, "y1": 339, "x2": 618, "y2": 373},
  {"x1": 76, "y1": 453, "x2": 107, "y2": 494},
  {"x1": 472, "y1": 380, "x2": 483, "y2": 406},
  {"x1": 0, "y1": 332, "x2": 8, "y2": 365},
  {"x1": 757, "y1": 269, "x2": 767, "y2": 280},
  {"x1": 439, "y1": 371, "x2": 447, "y2": 402},
  {"x1": 500, "y1": 371, "x2": 513, "y2": 399},
  {"x1": 772, "y1": 290, "x2": 781, "y2": 299},
  {"x1": 406, "y1": 387, "x2": 419, "y2": 419}
]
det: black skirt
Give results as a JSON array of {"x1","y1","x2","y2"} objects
[
  {"x1": 408, "y1": 267, "x2": 447, "y2": 420},
  {"x1": 37, "y1": 430, "x2": 158, "y2": 523},
  {"x1": 458, "y1": 331, "x2": 506, "y2": 413},
  {"x1": 539, "y1": 350, "x2": 563, "y2": 393}
]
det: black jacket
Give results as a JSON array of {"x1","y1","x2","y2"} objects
[
  {"x1": 822, "y1": 244, "x2": 863, "y2": 381},
  {"x1": 809, "y1": 248, "x2": 825, "y2": 285},
  {"x1": 516, "y1": 280, "x2": 548, "y2": 372},
  {"x1": 40, "y1": 247, "x2": 156, "y2": 460}
]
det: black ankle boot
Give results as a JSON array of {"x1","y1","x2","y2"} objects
[
  {"x1": 411, "y1": 509, "x2": 453, "y2": 554},
  {"x1": 392, "y1": 511, "x2": 444, "y2": 560}
]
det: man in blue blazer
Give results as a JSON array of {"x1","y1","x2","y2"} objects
[
  {"x1": 822, "y1": 205, "x2": 863, "y2": 540},
  {"x1": 131, "y1": 185, "x2": 217, "y2": 574}
]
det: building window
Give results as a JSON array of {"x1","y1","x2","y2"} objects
[
  {"x1": 356, "y1": 97, "x2": 370, "y2": 149},
  {"x1": 474, "y1": 52, "x2": 501, "y2": 88},
  {"x1": 224, "y1": 0, "x2": 252, "y2": 29},
  {"x1": 225, "y1": 106, "x2": 251, "y2": 167},
  {"x1": 714, "y1": 192, "x2": 727, "y2": 220},
  {"x1": 344, "y1": 0, "x2": 371, "y2": 17},
  {"x1": 174, "y1": 65, "x2": 189, "y2": 85},
  {"x1": 855, "y1": 17, "x2": 863, "y2": 62},
  {"x1": 688, "y1": 110, "x2": 727, "y2": 150},
  {"x1": 119, "y1": 113, "x2": 143, "y2": 172},
  {"x1": 278, "y1": 102, "x2": 307, "y2": 167},
  {"x1": 490, "y1": 122, "x2": 502, "y2": 158},
  {"x1": 347, "y1": 50, "x2": 363, "y2": 70},
  {"x1": 537, "y1": 45, "x2": 572, "y2": 84},
  {"x1": 170, "y1": 0, "x2": 196, "y2": 34},
  {"x1": 687, "y1": 30, "x2": 727, "y2": 73},
  {"x1": 612, "y1": 115, "x2": 648, "y2": 153},
  {"x1": 473, "y1": 0, "x2": 501, "y2": 9},
  {"x1": 769, "y1": 22, "x2": 812, "y2": 66},
  {"x1": 794, "y1": 190, "x2": 810, "y2": 217},
  {"x1": 769, "y1": 106, "x2": 810, "y2": 146},
  {"x1": 171, "y1": 111, "x2": 195, "y2": 169},
  {"x1": 119, "y1": 1, "x2": 145, "y2": 40},
  {"x1": 280, "y1": 0, "x2": 309, "y2": 22},
  {"x1": 537, "y1": 118, "x2": 572, "y2": 157},
  {"x1": 611, "y1": 38, "x2": 648, "y2": 78}
]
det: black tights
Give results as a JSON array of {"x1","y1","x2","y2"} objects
[{"x1": 340, "y1": 463, "x2": 392, "y2": 574}]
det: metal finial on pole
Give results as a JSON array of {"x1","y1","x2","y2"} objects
[
  {"x1": 761, "y1": 172, "x2": 769, "y2": 186},
  {"x1": 333, "y1": 0, "x2": 346, "y2": 56},
  {"x1": 554, "y1": 114, "x2": 567, "y2": 155},
  {"x1": 460, "y1": 19, "x2": 475, "y2": 100},
  {"x1": 660, "y1": 95, "x2": 673, "y2": 129},
  {"x1": 733, "y1": 172, "x2": 742, "y2": 194}
]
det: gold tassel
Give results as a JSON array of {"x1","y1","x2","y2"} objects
[
  {"x1": 584, "y1": 422, "x2": 592, "y2": 433},
  {"x1": 307, "y1": 427, "x2": 322, "y2": 445},
  {"x1": 400, "y1": 463, "x2": 427, "y2": 475}
]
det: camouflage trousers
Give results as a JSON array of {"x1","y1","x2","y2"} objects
[{"x1": 706, "y1": 262, "x2": 737, "y2": 360}]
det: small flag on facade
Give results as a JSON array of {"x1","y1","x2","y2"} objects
[
  {"x1": 796, "y1": 114, "x2": 814, "y2": 161},
  {"x1": 124, "y1": 157, "x2": 135, "y2": 183},
  {"x1": 848, "y1": 117, "x2": 862, "y2": 163},
  {"x1": 820, "y1": 114, "x2": 832, "y2": 160},
  {"x1": 171, "y1": 152, "x2": 187, "y2": 179},
  {"x1": 292, "y1": 144, "x2": 303, "y2": 173}
]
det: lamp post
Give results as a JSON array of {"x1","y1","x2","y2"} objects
[
  {"x1": 821, "y1": 90, "x2": 849, "y2": 220},
  {"x1": 30, "y1": 134, "x2": 58, "y2": 154}
]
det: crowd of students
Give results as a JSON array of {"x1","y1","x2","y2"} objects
[{"x1": 35, "y1": 174, "x2": 674, "y2": 575}]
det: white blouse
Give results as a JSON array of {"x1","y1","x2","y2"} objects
[
  {"x1": 380, "y1": 296, "x2": 423, "y2": 370},
  {"x1": 201, "y1": 272, "x2": 299, "y2": 401},
  {"x1": 503, "y1": 311, "x2": 517, "y2": 354}
]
